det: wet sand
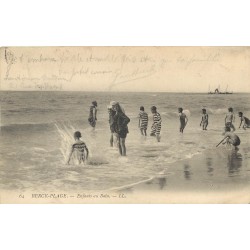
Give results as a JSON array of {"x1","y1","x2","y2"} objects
[{"x1": 113, "y1": 144, "x2": 250, "y2": 203}]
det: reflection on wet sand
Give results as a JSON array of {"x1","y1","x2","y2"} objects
[
  {"x1": 183, "y1": 164, "x2": 192, "y2": 180},
  {"x1": 158, "y1": 177, "x2": 167, "y2": 189},
  {"x1": 119, "y1": 147, "x2": 248, "y2": 194},
  {"x1": 206, "y1": 157, "x2": 214, "y2": 176},
  {"x1": 227, "y1": 150, "x2": 243, "y2": 176}
]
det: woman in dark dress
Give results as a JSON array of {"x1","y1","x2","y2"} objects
[{"x1": 112, "y1": 102, "x2": 130, "y2": 156}]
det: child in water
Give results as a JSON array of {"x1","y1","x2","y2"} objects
[
  {"x1": 150, "y1": 106, "x2": 162, "y2": 142},
  {"x1": 238, "y1": 112, "x2": 250, "y2": 129},
  {"x1": 200, "y1": 108, "x2": 208, "y2": 130},
  {"x1": 67, "y1": 131, "x2": 89, "y2": 165},
  {"x1": 222, "y1": 127, "x2": 241, "y2": 150},
  {"x1": 178, "y1": 108, "x2": 188, "y2": 133},
  {"x1": 225, "y1": 107, "x2": 235, "y2": 131},
  {"x1": 138, "y1": 106, "x2": 148, "y2": 136},
  {"x1": 88, "y1": 101, "x2": 98, "y2": 129}
]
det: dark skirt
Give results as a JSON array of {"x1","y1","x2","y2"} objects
[
  {"x1": 88, "y1": 117, "x2": 96, "y2": 127},
  {"x1": 118, "y1": 129, "x2": 128, "y2": 139}
]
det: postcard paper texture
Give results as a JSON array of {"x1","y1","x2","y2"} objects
[{"x1": 0, "y1": 46, "x2": 250, "y2": 203}]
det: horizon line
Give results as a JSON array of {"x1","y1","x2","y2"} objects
[{"x1": 1, "y1": 90, "x2": 249, "y2": 94}]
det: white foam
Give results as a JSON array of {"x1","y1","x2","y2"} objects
[
  {"x1": 185, "y1": 152, "x2": 201, "y2": 159},
  {"x1": 183, "y1": 109, "x2": 191, "y2": 117},
  {"x1": 118, "y1": 156, "x2": 129, "y2": 163},
  {"x1": 208, "y1": 108, "x2": 228, "y2": 115},
  {"x1": 33, "y1": 147, "x2": 48, "y2": 152},
  {"x1": 55, "y1": 122, "x2": 76, "y2": 163}
]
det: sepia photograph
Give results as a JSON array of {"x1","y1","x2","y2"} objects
[
  {"x1": 2, "y1": 1, "x2": 250, "y2": 250},
  {"x1": 1, "y1": 46, "x2": 250, "y2": 203}
]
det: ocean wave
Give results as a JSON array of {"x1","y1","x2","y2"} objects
[
  {"x1": 0, "y1": 122, "x2": 54, "y2": 131},
  {"x1": 208, "y1": 108, "x2": 228, "y2": 115},
  {"x1": 0, "y1": 119, "x2": 93, "y2": 130},
  {"x1": 161, "y1": 110, "x2": 191, "y2": 118},
  {"x1": 0, "y1": 121, "x2": 84, "y2": 132},
  {"x1": 2, "y1": 107, "x2": 57, "y2": 114}
]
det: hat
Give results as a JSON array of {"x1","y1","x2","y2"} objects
[{"x1": 110, "y1": 101, "x2": 118, "y2": 106}]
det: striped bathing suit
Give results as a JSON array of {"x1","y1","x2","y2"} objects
[
  {"x1": 72, "y1": 142, "x2": 87, "y2": 153},
  {"x1": 138, "y1": 111, "x2": 148, "y2": 130},
  {"x1": 151, "y1": 112, "x2": 162, "y2": 135},
  {"x1": 72, "y1": 141, "x2": 88, "y2": 162}
]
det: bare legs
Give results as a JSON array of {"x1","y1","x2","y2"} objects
[
  {"x1": 117, "y1": 137, "x2": 126, "y2": 156},
  {"x1": 140, "y1": 128, "x2": 147, "y2": 136},
  {"x1": 202, "y1": 122, "x2": 208, "y2": 130},
  {"x1": 156, "y1": 134, "x2": 161, "y2": 142},
  {"x1": 110, "y1": 133, "x2": 114, "y2": 147}
]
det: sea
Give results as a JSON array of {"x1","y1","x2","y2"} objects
[{"x1": 1, "y1": 91, "x2": 250, "y2": 192}]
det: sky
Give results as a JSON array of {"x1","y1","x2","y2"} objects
[{"x1": 1, "y1": 46, "x2": 250, "y2": 92}]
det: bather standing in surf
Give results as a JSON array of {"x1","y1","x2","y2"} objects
[
  {"x1": 225, "y1": 107, "x2": 235, "y2": 131},
  {"x1": 200, "y1": 108, "x2": 208, "y2": 130},
  {"x1": 112, "y1": 102, "x2": 130, "y2": 156},
  {"x1": 138, "y1": 106, "x2": 148, "y2": 136},
  {"x1": 150, "y1": 106, "x2": 162, "y2": 142},
  {"x1": 178, "y1": 107, "x2": 188, "y2": 133},
  {"x1": 88, "y1": 101, "x2": 98, "y2": 129}
]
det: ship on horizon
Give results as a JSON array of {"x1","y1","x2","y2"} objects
[{"x1": 208, "y1": 84, "x2": 233, "y2": 94}]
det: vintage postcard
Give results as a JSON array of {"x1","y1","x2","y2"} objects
[{"x1": 0, "y1": 46, "x2": 250, "y2": 203}]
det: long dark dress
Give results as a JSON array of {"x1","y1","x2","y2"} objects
[{"x1": 113, "y1": 112, "x2": 130, "y2": 138}]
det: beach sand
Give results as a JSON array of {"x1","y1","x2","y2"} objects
[{"x1": 110, "y1": 144, "x2": 250, "y2": 203}]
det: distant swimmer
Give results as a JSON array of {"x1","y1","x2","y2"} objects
[
  {"x1": 238, "y1": 112, "x2": 250, "y2": 130},
  {"x1": 200, "y1": 108, "x2": 208, "y2": 130},
  {"x1": 150, "y1": 106, "x2": 162, "y2": 142},
  {"x1": 138, "y1": 106, "x2": 148, "y2": 136},
  {"x1": 216, "y1": 127, "x2": 241, "y2": 150},
  {"x1": 88, "y1": 101, "x2": 98, "y2": 129},
  {"x1": 225, "y1": 107, "x2": 235, "y2": 131},
  {"x1": 178, "y1": 107, "x2": 188, "y2": 133},
  {"x1": 67, "y1": 131, "x2": 89, "y2": 165}
]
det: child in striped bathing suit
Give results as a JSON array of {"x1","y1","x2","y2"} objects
[
  {"x1": 67, "y1": 131, "x2": 89, "y2": 165},
  {"x1": 150, "y1": 106, "x2": 162, "y2": 142},
  {"x1": 138, "y1": 106, "x2": 148, "y2": 136}
]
